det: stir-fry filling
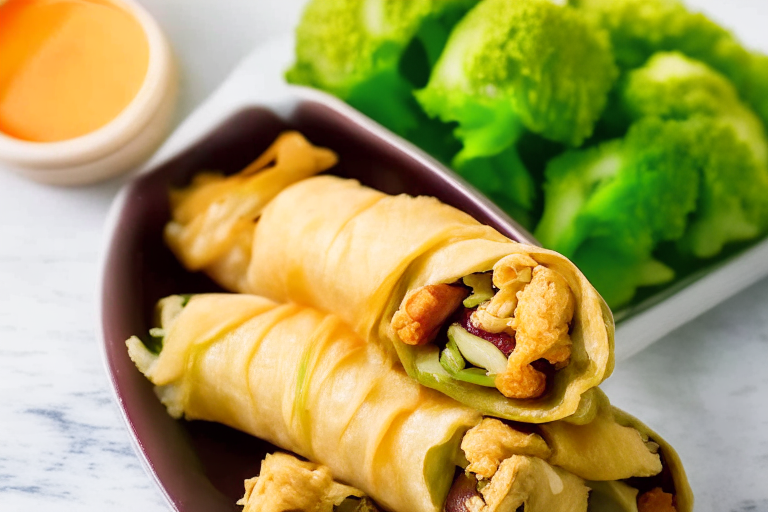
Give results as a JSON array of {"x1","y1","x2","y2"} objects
[
  {"x1": 461, "y1": 418, "x2": 551, "y2": 479},
  {"x1": 446, "y1": 452, "x2": 588, "y2": 512},
  {"x1": 637, "y1": 488, "x2": 677, "y2": 512},
  {"x1": 449, "y1": 419, "x2": 585, "y2": 512},
  {"x1": 447, "y1": 420, "x2": 678, "y2": 512},
  {"x1": 392, "y1": 284, "x2": 470, "y2": 345},
  {"x1": 392, "y1": 255, "x2": 576, "y2": 399},
  {"x1": 238, "y1": 452, "x2": 378, "y2": 512}
]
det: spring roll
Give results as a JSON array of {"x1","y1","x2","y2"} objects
[
  {"x1": 127, "y1": 294, "x2": 690, "y2": 512},
  {"x1": 165, "y1": 134, "x2": 614, "y2": 423},
  {"x1": 539, "y1": 390, "x2": 693, "y2": 512},
  {"x1": 165, "y1": 132, "x2": 337, "y2": 291}
]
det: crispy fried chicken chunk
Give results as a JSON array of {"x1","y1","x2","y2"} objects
[
  {"x1": 392, "y1": 284, "x2": 469, "y2": 345},
  {"x1": 238, "y1": 452, "x2": 367, "y2": 512},
  {"x1": 462, "y1": 418, "x2": 551, "y2": 480},
  {"x1": 638, "y1": 488, "x2": 677, "y2": 512},
  {"x1": 473, "y1": 255, "x2": 538, "y2": 333},
  {"x1": 495, "y1": 266, "x2": 575, "y2": 399},
  {"x1": 478, "y1": 456, "x2": 588, "y2": 512}
]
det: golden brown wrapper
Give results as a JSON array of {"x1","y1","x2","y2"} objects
[
  {"x1": 165, "y1": 135, "x2": 614, "y2": 423},
  {"x1": 127, "y1": 295, "x2": 690, "y2": 512},
  {"x1": 165, "y1": 132, "x2": 337, "y2": 291},
  {"x1": 540, "y1": 389, "x2": 693, "y2": 512},
  {"x1": 128, "y1": 294, "x2": 481, "y2": 512}
]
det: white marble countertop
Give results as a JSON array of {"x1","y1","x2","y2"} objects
[{"x1": 1, "y1": 0, "x2": 767, "y2": 511}]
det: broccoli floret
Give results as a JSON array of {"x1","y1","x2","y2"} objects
[
  {"x1": 572, "y1": 237, "x2": 675, "y2": 309},
  {"x1": 623, "y1": 52, "x2": 743, "y2": 118},
  {"x1": 286, "y1": 0, "x2": 477, "y2": 135},
  {"x1": 678, "y1": 121, "x2": 768, "y2": 258},
  {"x1": 747, "y1": 53, "x2": 768, "y2": 123},
  {"x1": 415, "y1": 0, "x2": 618, "y2": 161},
  {"x1": 535, "y1": 118, "x2": 702, "y2": 307},
  {"x1": 454, "y1": 147, "x2": 537, "y2": 228},
  {"x1": 534, "y1": 140, "x2": 625, "y2": 257},
  {"x1": 571, "y1": 0, "x2": 768, "y2": 130},
  {"x1": 570, "y1": 0, "x2": 731, "y2": 68},
  {"x1": 622, "y1": 52, "x2": 768, "y2": 167},
  {"x1": 619, "y1": 53, "x2": 768, "y2": 257}
]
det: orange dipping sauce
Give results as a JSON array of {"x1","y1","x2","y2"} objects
[{"x1": 0, "y1": 0, "x2": 150, "y2": 142}]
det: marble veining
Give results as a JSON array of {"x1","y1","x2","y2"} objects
[{"x1": 0, "y1": 171, "x2": 166, "y2": 511}]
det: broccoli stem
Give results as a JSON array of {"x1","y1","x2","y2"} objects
[
  {"x1": 573, "y1": 239, "x2": 674, "y2": 308},
  {"x1": 455, "y1": 145, "x2": 536, "y2": 217},
  {"x1": 535, "y1": 142, "x2": 622, "y2": 256}
]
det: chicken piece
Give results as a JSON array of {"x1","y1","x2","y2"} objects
[
  {"x1": 472, "y1": 254, "x2": 536, "y2": 333},
  {"x1": 464, "y1": 496, "x2": 486, "y2": 512},
  {"x1": 462, "y1": 418, "x2": 551, "y2": 479},
  {"x1": 496, "y1": 266, "x2": 575, "y2": 399},
  {"x1": 542, "y1": 343, "x2": 572, "y2": 369},
  {"x1": 479, "y1": 456, "x2": 589, "y2": 512},
  {"x1": 446, "y1": 455, "x2": 589, "y2": 512},
  {"x1": 483, "y1": 286, "x2": 523, "y2": 321},
  {"x1": 638, "y1": 488, "x2": 677, "y2": 512},
  {"x1": 495, "y1": 362, "x2": 548, "y2": 399},
  {"x1": 238, "y1": 452, "x2": 369, "y2": 512},
  {"x1": 472, "y1": 303, "x2": 512, "y2": 334},
  {"x1": 492, "y1": 254, "x2": 538, "y2": 289},
  {"x1": 392, "y1": 284, "x2": 469, "y2": 345}
]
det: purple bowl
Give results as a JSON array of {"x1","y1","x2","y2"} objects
[{"x1": 100, "y1": 101, "x2": 535, "y2": 511}]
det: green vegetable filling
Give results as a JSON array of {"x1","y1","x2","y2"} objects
[
  {"x1": 141, "y1": 328, "x2": 165, "y2": 355},
  {"x1": 440, "y1": 335, "x2": 466, "y2": 374},
  {"x1": 439, "y1": 324, "x2": 507, "y2": 388},
  {"x1": 462, "y1": 273, "x2": 494, "y2": 308},
  {"x1": 449, "y1": 324, "x2": 507, "y2": 374},
  {"x1": 449, "y1": 368, "x2": 497, "y2": 388}
]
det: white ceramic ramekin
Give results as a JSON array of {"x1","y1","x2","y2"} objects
[{"x1": 0, "y1": 0, "x2": 178, "y2": 186}]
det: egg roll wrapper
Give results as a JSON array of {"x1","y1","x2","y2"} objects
[
  {"x1": 612, "y1": 409, "x2": 693, "y2": 512},
  {"x1": 538, "y1": 389, "x2": 692, "y2": 512},
  {"x1": 164, "y1": 132, "x2": 337, "y2": 291},
  {"x1": 244, "y1": 176, "x2": 613, "y2": 422},
  {"x1": 129, "y1": 297, "x2": 688, "y2": 511},
  {"x1": 165, "y1": 131, "x2": 613, "y2": 423},
  {"x1": 128, "y1": 294, "x2": 481, "y2": 512},
  {"x1": 586, "y1": 481, "x2": 640, "y2": 512}
]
